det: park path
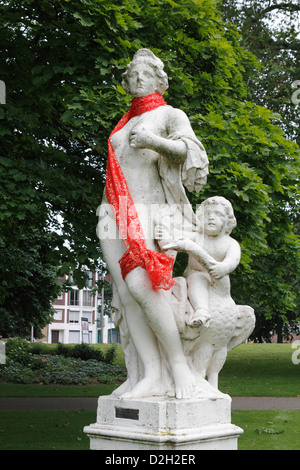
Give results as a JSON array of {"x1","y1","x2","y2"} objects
[{"x1": 0, "y1": 396, "x2": 300, "y2": 411}]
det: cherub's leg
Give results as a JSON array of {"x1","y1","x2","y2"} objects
[{"x1": 187, "y1": 272, "x2": 211, "y2": 327}]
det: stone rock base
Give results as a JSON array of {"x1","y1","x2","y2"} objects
[{"x1": 83, "y1": 394, "x2": 243, "y2": 450}]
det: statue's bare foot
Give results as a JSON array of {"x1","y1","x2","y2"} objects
[
  {"x1": 120, "y1": 377, "x2": 165, "y2": 399},
  {"x1": 187, "y1": 309, "x2": 211, "y2": 328},
  {"x1": 172, "y1": 364, "x2": 197, "y2": 399}
]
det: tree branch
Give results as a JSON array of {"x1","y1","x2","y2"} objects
[
  {"x1": 57, "y1": 121, "x2": 104, "y2": 157},
  {"x1": 259, "y1": 3, "x2": 300, "y2": 17}
]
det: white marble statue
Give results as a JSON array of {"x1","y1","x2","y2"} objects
[
  {"x1": 97, "y1": 49, "x2": 255, "y2": 400},
  {"x1": 161, "y1": 196, "x2": 255, "y2": 389}
]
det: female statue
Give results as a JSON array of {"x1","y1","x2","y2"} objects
[{"x1": 97, "y1": 49, "x2": 213, "y2": 399}]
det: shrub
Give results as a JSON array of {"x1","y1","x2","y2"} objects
[
  {"x1": 0, "y1": 339, "x2": 125, "y2": 385},
  {"x1": 30, "y1": 355, "x2": 53, "y2": 371},
  {"x1": 29, "y1": 343, "x2": 50, "y2": 355},
  {"x1": 6, "y1": 338, "x2": 32, "y2": 366},
  {"x1": 55, "y1": 343, "x2": 72, "y2": 358},
  {"x1": 0, "y1": 362, "x2": 37, "y2": 384},
  {"x1": 103, "y1": 345, "x2": 116, "y2": 365},
  {"x1": 53, "y1": 343, "x2": 116, "y2": 364},
  {"x1": 72, "y1": 343, "x2": 102, "y2": 361}
]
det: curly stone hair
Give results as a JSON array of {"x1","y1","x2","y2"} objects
[
  {"x1": 121, "y1": 48, "x2": 169, "y2": 95},
  {"x1": 196, "y1": 196, "x2": 237, "y2": 234}
]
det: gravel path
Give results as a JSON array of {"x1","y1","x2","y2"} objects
[{"x1": 0, "y1": 396, "x2": 300, "y2": 411}]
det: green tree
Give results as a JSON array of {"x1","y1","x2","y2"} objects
[
  {"x1": 0, "y1": 231, "x2": 61, "y2": 337},
  {"x1": 220, "y1": 0, "x2": 300, "y2": 340},
  {"x1": 0, "y1": 0, "x2": 299, "y2": 340},
  {"x1": 221, "y1": 0, "x2": 300, "y2": 145}
]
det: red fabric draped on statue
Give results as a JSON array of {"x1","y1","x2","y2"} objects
[{"x1": 105, "y1": 92, "x2": 175, "y2": 291}]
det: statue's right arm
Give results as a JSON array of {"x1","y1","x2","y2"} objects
[{"x1": 129, "y1": 107, "x2": 194, "y2": 164}]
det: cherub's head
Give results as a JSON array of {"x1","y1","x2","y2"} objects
[
  {"x1": 196, "y1": 196, "x2": 237, "y2": 236},
  {"x1": 122, "y1": 49, "x2": 169, "y2": 97}
]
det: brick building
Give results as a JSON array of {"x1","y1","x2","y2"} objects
[{"x1": 42, "y1": 271, "x2": 120, "y2": 344}]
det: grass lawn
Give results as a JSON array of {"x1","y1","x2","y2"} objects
[
  {"x1": 0, "y1": 410, "x2": 94, "y2": 450},
  {"x1": 0, "y1": 343, "x2": 299, "y2": 451},
  {"x1": 219, "y1": 343, "x2": 300, "y2": 397},
  {"x1": 0, "y1": 409, "x2": 299, "y2": 450},
  {"x1": 233, "y1": 410, "x2": 300, "y2": 451}
]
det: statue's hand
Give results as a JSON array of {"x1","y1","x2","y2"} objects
[
  {"x1": 155, "y1": 225, "x2": 171, "y2": 241},
  {"x1": 162, "y1": 237, "x2": 196, "y2": 252},
  {"x1": 208, "y1": 261, "x2": 227, "y2": 279},
  {"x1": 129, "y1": 127, "x2": 155, "y2": 148}
]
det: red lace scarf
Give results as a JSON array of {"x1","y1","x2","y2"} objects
[{"x1": 105, "y1": 92, "x2": 175, "y2": 291}]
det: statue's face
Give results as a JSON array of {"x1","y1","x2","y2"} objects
[
  {"x1": 203, "y1": 204, "x2": 227, "y2": 236},
  {"x1": 127, "y1": 62, "x2": 158, "y2": 98}
]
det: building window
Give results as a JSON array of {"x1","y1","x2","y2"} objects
[
  {"x1": 108, "y1": 328, "x2": 121, "y2": 344},
  {"x1": 70, "y1": 289, "x2": 79, "y2": 306},
  {"x1": 82, "y1": 290, "x2": 92, "y2": 307},
  {"x1": 69, "y1": 330, "x2": 80, "y2": 344},
  {"x1": 53, "y1": 309, "x2": 63, "y2": 321},
  {"x1": 82, "y1": 311, "x2": 92, "y2": 323},
  {"x1": 69, "y1": 310, "x2": 79, "y2": 324}
]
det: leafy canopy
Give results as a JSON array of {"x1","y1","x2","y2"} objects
[{"x1": 0, "y1": 0, "x2": 299, "y2": 338}]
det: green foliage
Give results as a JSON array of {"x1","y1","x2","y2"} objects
[
  {"x1": 1, "y1": 339, "x2": 125, "y2": 385},
  {"x1": 221, "y1": 0, "x2": 300, "y2": 146},
  {"x1": 0, "y1": 0, "x2": 299, "y2": 339},
  {"x1": 255, "y1": 427, "x2": 284, "y2": 435},
  {"x1": 55, "y1": 342, "x2": 117, "y2": 364},
  {"x1": 0, "y1": 232, "x2": 61, "y2": 337},
  {"x1": 5, "y1": 338, "x2": 31, "y2": 366},
  {"x1": 219, "y1": 0, "x2": 300, "y2": 340}
]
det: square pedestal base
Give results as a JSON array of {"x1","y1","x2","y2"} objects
[{"x1": 84, "y1": 395, "x2": 243, "y2": 450}]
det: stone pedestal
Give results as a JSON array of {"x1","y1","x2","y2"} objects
[{"x1": 84, "y1": 394, "x2": 243, "y2": 450}]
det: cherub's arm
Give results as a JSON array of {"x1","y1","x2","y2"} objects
[
  {"x1": 162, "y1": 238, "x2": 215, "y2": 272},
  {"x1": 208, "y1": 239, "x2": 241, "y2": 279},
  {"x1": 156, "y1": 227, "x2": 196, "y2": 251},
  {"x1": 163, "y1": 237, "x2": 241, "y2": 280}
]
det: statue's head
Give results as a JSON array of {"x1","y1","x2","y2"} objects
[
  {"x1": 196, "y1": 196, "x2": 237, "y2": 235},
  {"x1": 122, "y1": 49, "x2": 169, "y2": 97}
]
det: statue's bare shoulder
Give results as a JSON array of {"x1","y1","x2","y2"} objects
[{"x1": 159, "y1": 105, "x2": 193, "y2": 135}]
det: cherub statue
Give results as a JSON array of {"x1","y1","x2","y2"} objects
[
  {"x1": 159, "y1": 196, "x2": 255, "y2": 389},
  {"x1": 163, "y1": 196, "x2": 241, "y2": 327}
]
